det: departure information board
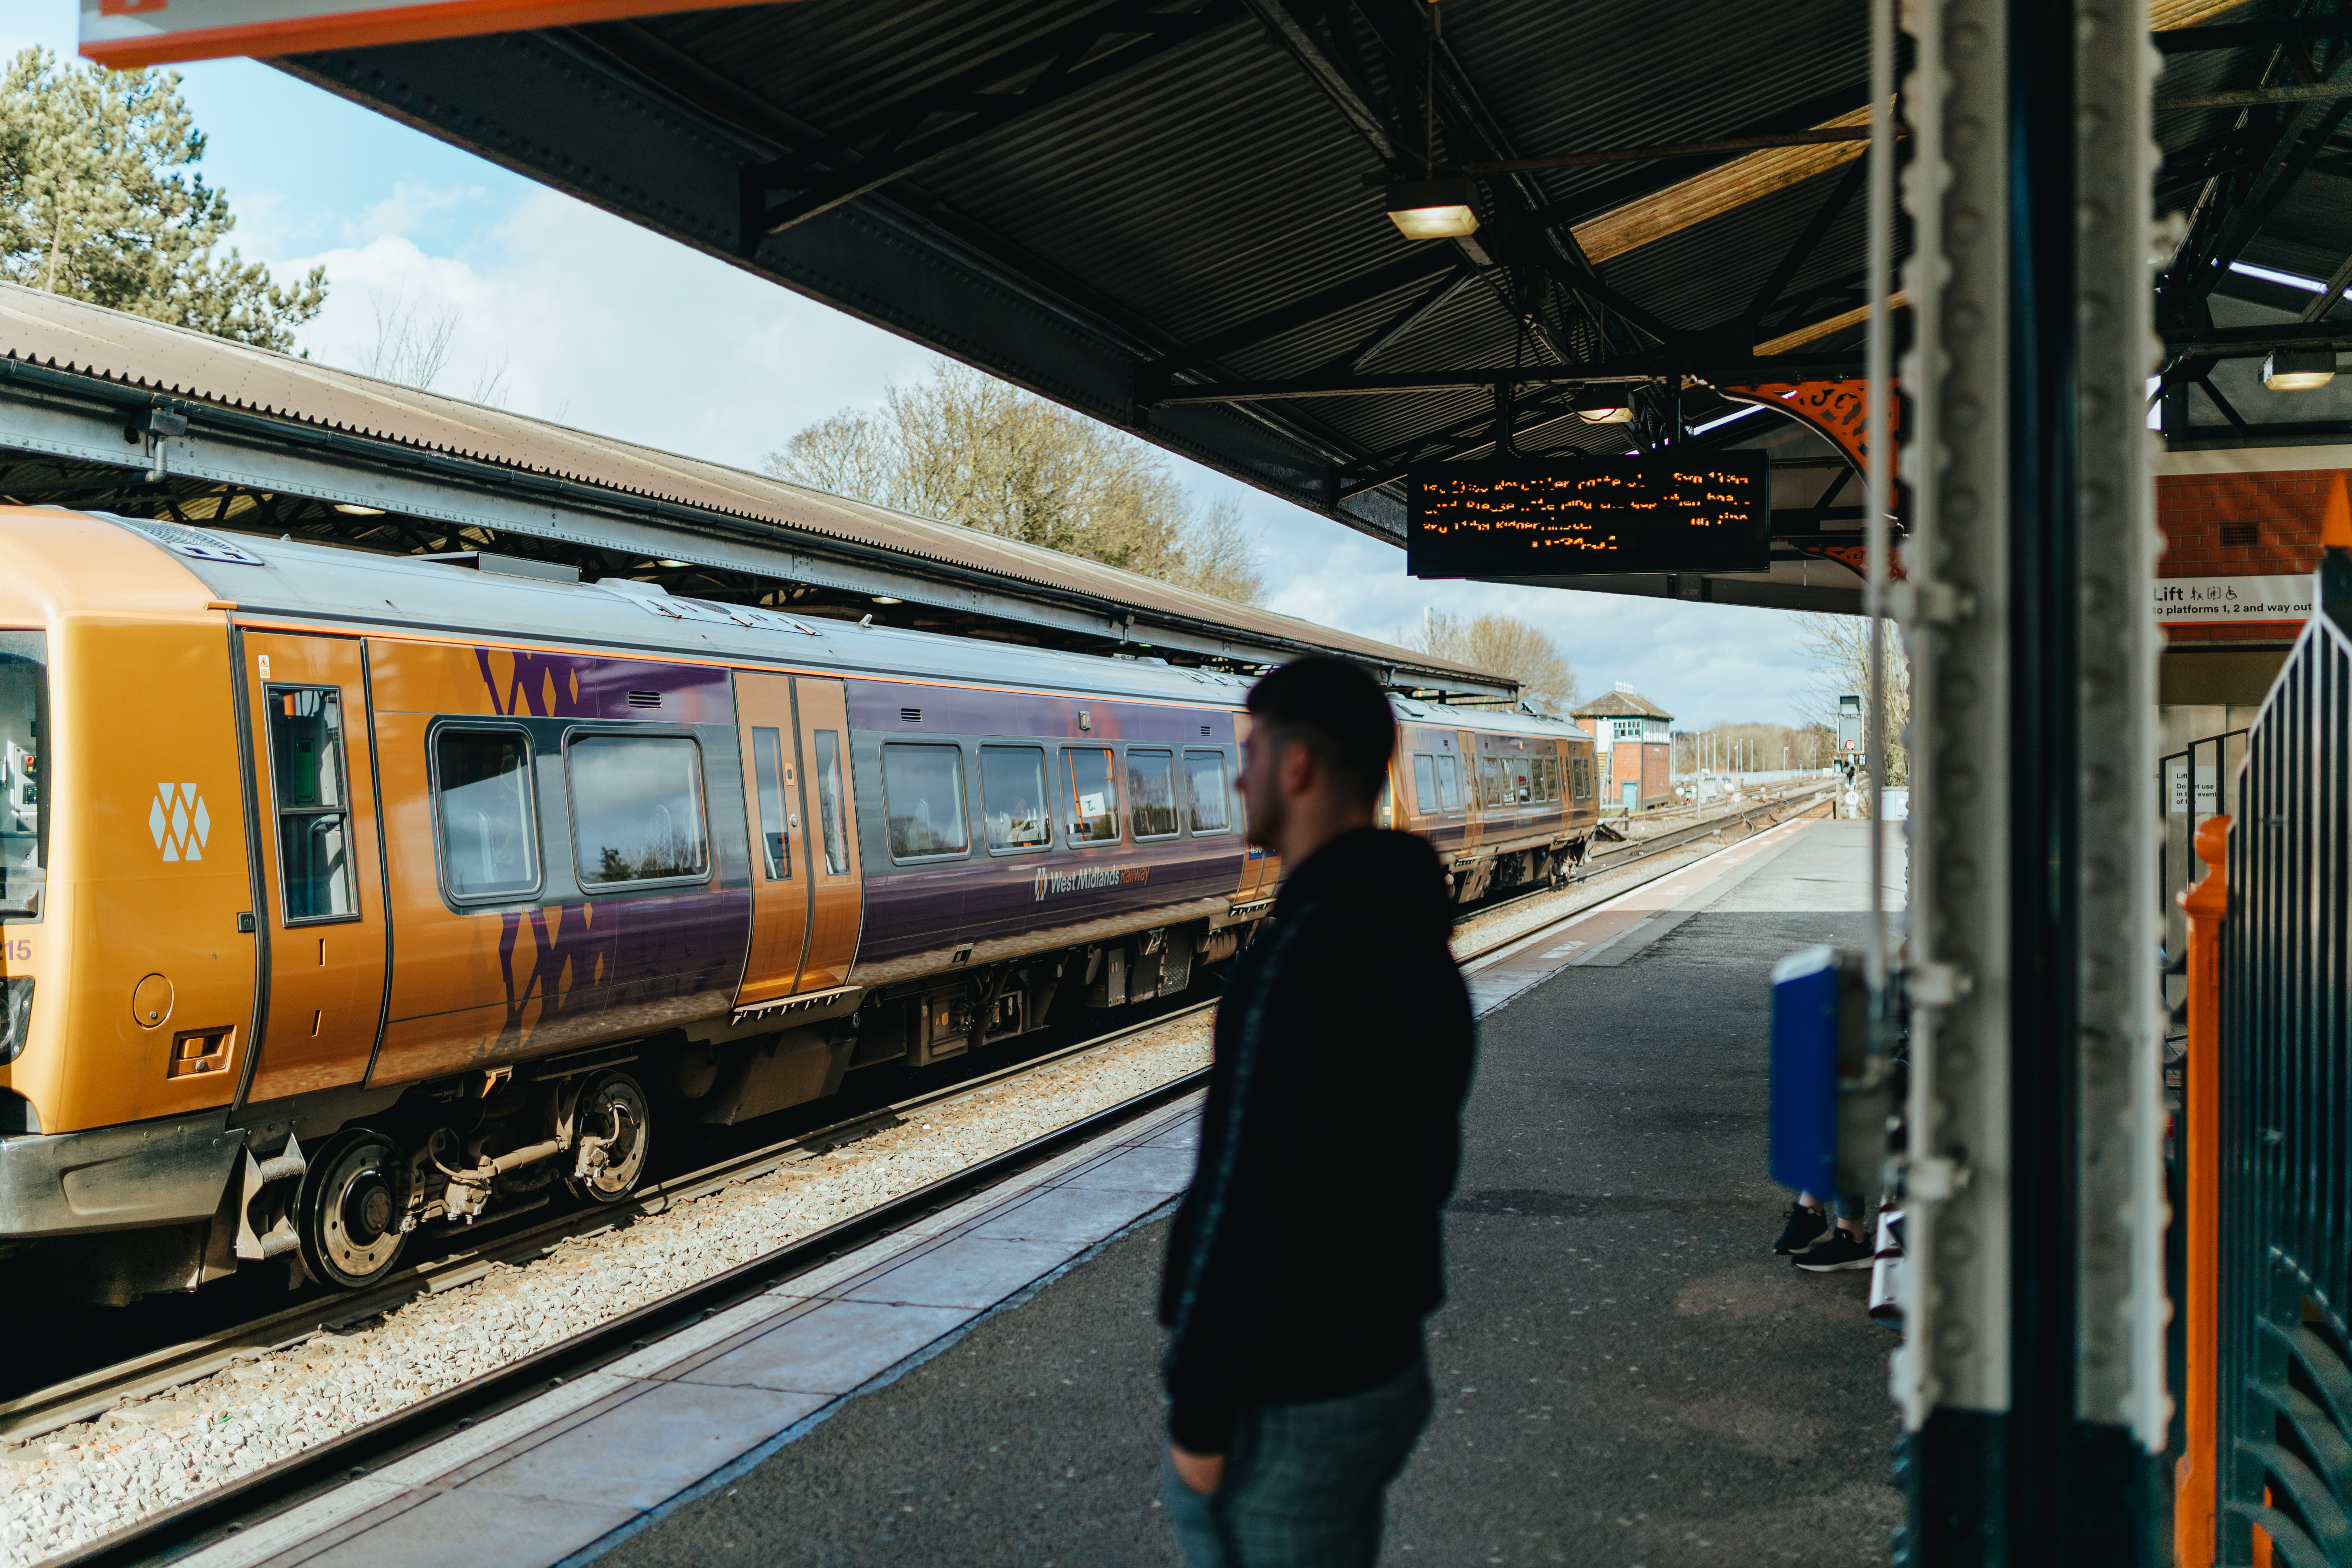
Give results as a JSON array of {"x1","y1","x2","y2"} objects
[{"x1": 1406, "y1": 450, "x2": 1772, "y2": 578}]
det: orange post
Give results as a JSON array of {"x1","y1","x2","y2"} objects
[{"x1": 2175, "y1": 814, "x2": 2229, "y2": 1568}]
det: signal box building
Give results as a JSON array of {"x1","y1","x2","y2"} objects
[{"x1": 1572, "y1": 688, "x2": 1674, "y2": 812}]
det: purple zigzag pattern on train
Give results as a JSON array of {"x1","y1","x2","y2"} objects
[
  {"x1": 469, "y1": 645, "x2": 735, "y2": 721},
  {"x1": 487, "y1": 893, "x2": 749, "y2": 1058}
]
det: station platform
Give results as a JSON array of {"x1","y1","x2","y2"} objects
[{"x1": 190, "y1": 817, "x2": 1905, "y2": 1568}]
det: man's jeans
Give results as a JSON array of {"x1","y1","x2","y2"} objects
[{"x1": 1163, "y1": 1353, "x2": 1434, "y2": 1568}]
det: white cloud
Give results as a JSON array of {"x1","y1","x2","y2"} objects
[
  {"x1": 287, "y1": 186, "x2": 934, "y2": 464},
  {"x1": 349, "y1": 181, "x2": 491, "y2": 245}
]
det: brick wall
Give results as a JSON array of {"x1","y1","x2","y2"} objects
[{"x1": 2156, "y1": 469, "x2": 2338, "y2": 644}]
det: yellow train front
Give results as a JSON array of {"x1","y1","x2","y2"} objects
[{"x1": 0, "y1": 506, "x2": 1596, "y2": 1304}]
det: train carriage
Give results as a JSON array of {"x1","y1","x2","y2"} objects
[{"x1": 0, "y1": 509, "x2": 1596, "y2": 1302}]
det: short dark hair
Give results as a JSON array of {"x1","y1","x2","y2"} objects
[{"x1": 1247, "y1": 657, "x2": 1395, "y2": 805}]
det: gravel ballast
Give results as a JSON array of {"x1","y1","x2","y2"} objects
[{"x1": 0, "y1": 1013, "x2": 1212, "y2": 1566}]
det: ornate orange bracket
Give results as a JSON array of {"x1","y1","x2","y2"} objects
[
  {"x1": 1787, "y1": 539, "x2": 1907, "y2": 583},
  {"x1": 1717, "y1": 379, "x2": 1900, "y2": 479}
]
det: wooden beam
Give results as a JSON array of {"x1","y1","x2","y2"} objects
[
  {"x1": 1561, "y1": 7, "x2": 2250, "y2": 267},
  {"x1": 1571, "y1": 106, "x2": 1877, "y2": 265},
  {"x1": 1752, "y1": 294, "x2": 1908, "y2": 356}
]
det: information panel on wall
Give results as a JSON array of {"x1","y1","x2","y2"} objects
[{"x1": 1406, "y1": 450, "x2": 1772, "y2": 579}]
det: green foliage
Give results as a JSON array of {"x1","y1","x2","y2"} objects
[
  {"x1": 765, "y1": 360, "x2": 1267, "y2": 605},
  {"x1": 0, "y1": 48, "x2": 326, "y2": 351}
]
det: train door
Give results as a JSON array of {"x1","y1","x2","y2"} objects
[
  {"x1": 1232, "y1": 709, "x2": 1272, "y2": 897},
  {"x1": 792, "y1": 677, "x2": 864, "y2": 990},
  {"x1": 733, "y1": 671, "x2": 812, "y2": 1007},
  {"x1": 1458, "y1": 729, "x2": 1483, "y2": 853},
  {"x1": 237, "y1": 632, "x2": 390, "y2": 1105}
]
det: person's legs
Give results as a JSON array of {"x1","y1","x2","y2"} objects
[
  {"x1": 1171, "y1": 1353, "x2": 1433, "y2": 1568},
  {"x1": 1772, "y1": 1192, "x2": 1830, "y2": 1253},
  {"x1": 1793, "y1": 1190, "x2": 1875, "y2": 1272}
]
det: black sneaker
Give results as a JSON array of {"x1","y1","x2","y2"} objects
[
  {"x1": 1771, "y1": 1203, "x2": 1829, "y2": 1254},
  {"x1": 1794, "y1": 1230, "x2": 1875, "y2": 1272}
]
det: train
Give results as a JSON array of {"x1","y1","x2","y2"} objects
[{"x1": 0, "y1": 506, "x2": 1598, "y2": 1302}]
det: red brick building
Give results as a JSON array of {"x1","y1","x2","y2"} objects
[
  {"x1": 2154, "y1": 448, "x2": 2337, "y2": 713},
  {"x1": 1571, "y1": 688, "x2": 1674, "y2": 812}
]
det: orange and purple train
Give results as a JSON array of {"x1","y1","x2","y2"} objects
[{"x1": 0, "y1": 507, "x2": 1597, "y2": 1301}]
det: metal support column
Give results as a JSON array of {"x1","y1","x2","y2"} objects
[{"x1": 1895, "y1": 0, "x2": 2165, "y2": 1558}]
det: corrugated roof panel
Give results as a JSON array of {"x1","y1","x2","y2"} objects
[{"x1": 0, "y1": 283, "x2": 1502, "y2": 681}]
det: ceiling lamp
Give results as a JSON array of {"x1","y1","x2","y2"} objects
[
  {"x1": 1574, "y1": 389, "x2": 1634, "y2": 424},
  {"x1": 1386, "y1": 178, "x2": 1480, "y2": 241},
  {"x1": 2264, "y1": 346, "x2": 2337, "y2": 391},
  {"x1": 332, "y1": 503, "x2": 386, "y2": 516},
  {"x1": 871, "y1": 595, "x2": 902, "y2": 605}
]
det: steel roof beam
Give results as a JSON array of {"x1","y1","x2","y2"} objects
[
  {"x1": 1146, "y1": 350, "x2": 1867, "y2": 403},
  {"x1": 1740, "y1": 156, "x2": 1870, "y2": 333},
  {"x1": 1337, "y1": 265, "x2": 1480, "y2": 372},
  {"x1": 1138, "y1": 250, "x2": 1458, "y2": 384},
  {"x1": 2156, "y1": 18, "x2": 2352, "y2": 55},
  {"x1": 2160, "y1": 320, "x2": 2352, "y2": 354},
  {"x1": 2301, "y1": 252, "x2": 2352, "y2": 321},
  {"x1": 741, "y1": 0, "x2": 1248, "y2": 240}
]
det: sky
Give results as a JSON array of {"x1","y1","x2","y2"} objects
[{"x1": 5, "y1": 13, "x2": 1820, "y2": 728}]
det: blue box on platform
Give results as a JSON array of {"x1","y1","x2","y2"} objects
[{"x1": 1769, "y1": 945, "x2": 1858, "y2": 1196}]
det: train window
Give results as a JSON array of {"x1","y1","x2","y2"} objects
[
  {"x1": 1412, "y1": 755, "x2": 1437, "y2": 813},
  {"x1": 1183, "y1": 750, "x2": 1230, "y2": 833},
  {"x1": 1476, "y1": 755, "x2": 1504, "y2": 807},
  {"x1": 0, "y1": 631, "x2": 47, "y2": 922},
  {"x1": 1436, "y1": 754, "x2": 1461, "y2": 811},
  {"x1": 813, "y1": 730, "x2": 850, "y2": 874},
  {"x1": 268, "y1": 687, "x2": 357, "y2": 922},
  {"x1": 1511, "y1": 759, "x2": 1532, "y2": 804},
  {"x1": 1064, "y1": 748, "x2": 1121, "y2": 844},
  {"x1": 882, "y1": 744, "x2": 970, "y2": 860},
  {"x1": 1573, "y1": 755, "x2": 1592, "y2": 800},
  {"x1": 980, "y1": 746, "x2": 1050, "y2": 851},
  {"x1": 1128, "y1": 750, "x2": 1180, "y2": 838},
  {"x1": 435, "y1": 729, "x2": 540, "y2": 902},
  {"x1": 568, "y1": 734, "x2": 710, "y2": 887},
  {"x1": 752, "y1": 727, "x2": 791, "y2": 880},
  {"x1": 1538, "y1": 757, "x2": 1558, "y2": 803}
]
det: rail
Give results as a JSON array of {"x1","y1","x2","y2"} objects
[
  {"x1": 0, "y1": 999, "x2": 1214, "y2": 1448},
  {"x1": 49, "y1": 1058, "x2": 1211, "y2": 1568},
  {"x1": 2198, "y1": 589, "x2": 2352, "y2": 1567}
]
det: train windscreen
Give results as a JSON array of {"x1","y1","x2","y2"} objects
[{"x1": 0, "y1": 632, "x2": 45, "y2": 921}]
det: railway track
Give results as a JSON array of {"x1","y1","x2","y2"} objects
[
  {"x1": 0, "y1": 999, "x2": 1214, "y2": 1454},
  {"x1": 32, "y1": 1020, "x2": 1213, "y2": 1568}
]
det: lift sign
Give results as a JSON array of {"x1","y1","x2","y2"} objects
[{"x1": 1407, "y1": 450, "x2": 1771, "y2": 579}]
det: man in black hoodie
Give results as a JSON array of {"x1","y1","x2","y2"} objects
[{"x1": 1159, "y1": 656, "x2": 1476, "y2": 1567}]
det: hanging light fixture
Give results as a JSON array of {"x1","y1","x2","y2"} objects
[
  {"x1": 1573, "y1": 387, "x2": 1634, "y2": 424},
  {"x1": 1386, "y1": 177, "x2": 1480, "y2": 240},
  {"x1": 2263, "y1": 346, "x2": 2337, "y2": 391},
  {"x1": 1385, "y1": 0, "x2": 1477, "y2": 241}
]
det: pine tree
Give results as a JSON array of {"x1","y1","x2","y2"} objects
[{"x1": 0, "y1": 48, "x2": 326, "y2": 352}]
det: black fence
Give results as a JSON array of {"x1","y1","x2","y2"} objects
[
  {"x1": 2164, "y1": 728, "x2": 2247, "y2": 926},
  {"x1": 2218, "y1": 603, "x2": 2352, "y2": 1566}
]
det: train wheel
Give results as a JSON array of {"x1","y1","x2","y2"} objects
[
  {"x1": 299, "y1": 1128, "x2": 410, "y2": 1289},
  {"x1": 564, "y1": 1070, "x2": 651, "y2": 1205}
]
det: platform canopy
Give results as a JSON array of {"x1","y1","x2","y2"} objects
[{"x1": 221, "y1": 0, "x2": 2352, "y2": 609}]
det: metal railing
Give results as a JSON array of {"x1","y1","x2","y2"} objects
[
  {"x1": 2162, "y1": 728, "x2": 2248, "y2": 931},
  {"x1": 2210, "y1": 600, "x2": 2352, "y2": 1567}
]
